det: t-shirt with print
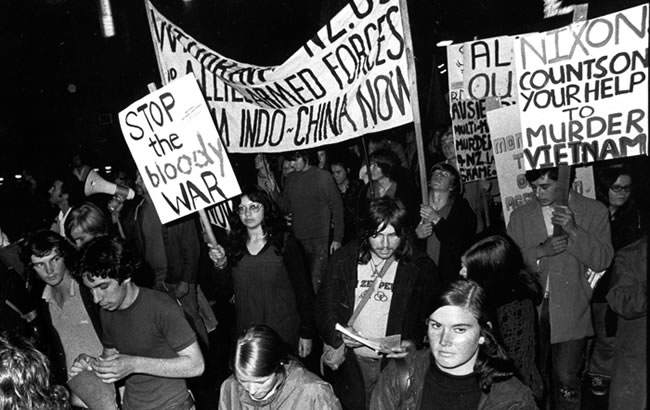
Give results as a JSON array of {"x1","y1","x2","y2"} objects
[{"x1": 351, "y1": 260, "x2": 398, "y2": 358}]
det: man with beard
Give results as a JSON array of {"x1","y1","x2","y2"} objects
[{"x1": 316, "y1": 197, "x2": 440, "y2": 410}]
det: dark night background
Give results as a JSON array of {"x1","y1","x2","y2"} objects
[{"x1": 0, "y1": 0, "x2": 646, "y2": 239}]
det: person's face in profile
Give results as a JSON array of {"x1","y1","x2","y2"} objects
[
  {"x1": 427, "y1": 305, "x2": 484, "y2": 376},
  {"x1": 70, "y1": 226, "x2": 95, "y2": 249}
]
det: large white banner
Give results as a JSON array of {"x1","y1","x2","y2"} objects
[
  {"x1": 514, "y1": 4, "x2": 648, "y2": 169},
  {"x1": 146, "y1": 0, "x2": 413, "y2": 153},
  {"x1": 463, "y1": 35, "x2": 518, "y2": 107},
  {"x1": 119, "y1": 75, "x2": 242, "y2": 224}
]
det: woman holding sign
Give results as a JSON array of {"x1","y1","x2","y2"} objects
[{"x1": 208, "y1": 187, "x2": 315, "y2": 359}]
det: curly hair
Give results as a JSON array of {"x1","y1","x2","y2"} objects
[
  {"x1": 74, "y1": 236, "x2": 141, "y2": 284},
  {"x1": 433, "y1": 279, "x2": 516, "y2": 392},
  {"x1": 0, "y1": 331, "x2": 70, "y2": 410},
  {"x1": 358, "y1": 197, "x2": 413, "y2": 264},
  {"x1": 226, "y1": 186, "x2": 287, "y2": 264}
]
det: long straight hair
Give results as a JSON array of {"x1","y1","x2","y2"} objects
[{"x1": 433, "y1": 280, "x2": 516, "y2": 392}]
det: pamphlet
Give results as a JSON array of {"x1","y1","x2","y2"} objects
[{"x1": 335, "y1": 323, "x2": 402, "y2": 354}]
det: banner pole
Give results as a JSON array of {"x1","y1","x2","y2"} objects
[
  {"x1": 398, "y1": 0, "x2": 428, "y2": 204},
  {"x1": 145, "y1": 82, "x2": 219, "y2": 247},
  {"x1": 144, "y1": 0, "x2": 167, "y2": 87}
]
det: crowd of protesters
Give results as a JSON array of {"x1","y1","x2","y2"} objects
[{"x1": 0, "y1": 133, "x2": 647, "y2": 410}]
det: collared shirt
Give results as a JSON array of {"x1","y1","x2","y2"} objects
[{"x1": 43, "y1": 280, "x2": 103, "y2": 375}]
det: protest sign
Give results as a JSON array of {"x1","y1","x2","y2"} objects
[
  {"x1": 145, "y1": 0, "x2": 413, "y2": 153},
  {"x1": 447, "y1": 43, "x2": 465, "y2": 101},
  {"x1": 487, "y1": 104, "x2": 595, "y2": 225},
  {"x1": 118, "y1": 74, "x2": 241, "y2": 224},
  {"x1": 514, "y1": 4, "x2": 648, "y2": 169},
  {"x1": 463, "y1": 35, "x2": 518, "y2": 106},
  {"x1": 450, "y1": 97, "x2": 497, "y2": 183}
]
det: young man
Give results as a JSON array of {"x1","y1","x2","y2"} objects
[
  {"x1": 22, "y1": 230, "x2": 116, "y2": 409},
  {"x1": 271, "y1": 149, "x2": 344, "y2": 294},
  {"x1": 316, "y1": 197, "x2": 439, "y2": 410},
  {"x1": 507, "y1": 166, "x2": 613, "y2": 409},
  {"x1": 71, "y1": 236, "x2": 205, "y2": 410},
  {"x1": 48, "y1": 175, "x2": 83, "y2": 236}
]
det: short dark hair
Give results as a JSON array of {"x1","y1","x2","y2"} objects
[
  {"x1": 432, "y1": 280, "x2": 515, "y2": 392},
  {"x1": 233, "y1": 324, "x2": 290, "y2": 379},
  {"x1": 287, "y1": 149, "x2": 318, "y2": 166},
  {"x1": 524, "y1": 166, "x2": 575, "y2": 185},
  {"x1": 21, "y1": 230, "x2": 75, "y2": 279},
  {"x1": 358, "y1": 197, "x2": 413, "y2": 264},
  {"x1": 595, "y1": 165, "x2": 633, "y2": 206},
  {"x1": 369, "y1": 149, "x2": 400, "y2": 181},
  {"x1": 429, "y1": 162, "x2": 462, "y2": 196},
  {"x1": 58, "y1": 175, "x2": 84, "y2": 208},
  {"x1": 74, "y1": 236, "x2": 139, "y2": 284}
]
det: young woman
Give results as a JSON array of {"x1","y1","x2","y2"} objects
[
  {"x1": 586, "y1": 165, "x2": 645, "y2": 395},
  {"x1": 460, "y1": 235, "x2": 544, "y2": 401},
  {"x1": 208, "y1": 187, "x2": 315, "y2": 358},
  {"x1": 219, "y1": 325, "x2": 341, "y2": 409},
  {"x1": 370, "y1": 280, "x2": 536, "y2": 410}
]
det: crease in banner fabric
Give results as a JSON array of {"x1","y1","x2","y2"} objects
[{"x1": 145, "y1": 0, "x2": 414, "y2": 154}]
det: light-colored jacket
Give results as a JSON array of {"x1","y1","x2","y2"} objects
[
  {"x1": 219, "y1": 361, "x2": 342, "y2": 410},
  {"x1": 507, "y1": 191, "x2": 613, "y2": 343}
]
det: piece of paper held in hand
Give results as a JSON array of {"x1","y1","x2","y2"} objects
[{"x1": 335, "y1": 323, "x2": 402, "y2": 354}]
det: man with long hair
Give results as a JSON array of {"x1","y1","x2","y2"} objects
[{"x1": 316, "y1": 197, "x2": 440, "y2": 410}]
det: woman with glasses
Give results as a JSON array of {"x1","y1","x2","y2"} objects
[
  {"x1": 370, "y1": 279, "x2": 536, "y2": 410},
  {"x1": 415, "y1": 163, "x2": 477, "y2": 285},
  {"x1": 585, "y1": 164, "x2": 645, "y2": 396},
  {"x1": 208, "y1": 186, "x2": 315, "y2": 358}
]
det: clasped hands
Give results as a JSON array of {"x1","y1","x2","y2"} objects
[{"x1": 69, "y1": 353, "x2": 136, "y2": 384}]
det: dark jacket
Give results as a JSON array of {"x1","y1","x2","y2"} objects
[
  {"x1": 125, "y1": 198, "x2": 200, "y2": 284},
  {"x1": 371, "y1": 349, "x2": 537, "y2": 410},
  {"x1": 422, "y1": 196, "x2": 477, "y2": 285},
  {"x1": 315, "y1": 242, "x2": 440, "y2": 409},
  {"x1": 36, "y1": 281, "x2": 102, "y2": 385}
]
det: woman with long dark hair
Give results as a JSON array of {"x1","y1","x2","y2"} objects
[
  {"x1": 208, "y1": 187, "x2": 315, "y2": 358},
  {"x1": 371, "y1": 280, "x2": 536, "y2": 410},
  {"x1": 585, "y1": 164, "x2": 645, "y2": 396},
  {"x1": 460, "y1": 235, "x2": 544, "y2": 400}
]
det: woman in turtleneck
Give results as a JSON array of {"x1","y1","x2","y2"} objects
[{"x1": 370, "y1": 280, "x2": 536, "y2": 410}]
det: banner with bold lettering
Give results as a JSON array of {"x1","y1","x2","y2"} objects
[
  {"x1": 462, "y1": 35, "x2": 518, "y2": 106},
  {"x1": 487, "y1": 104, "x2": 595, "y2": 225},
  {"x1": 146, "y1": 0, "x2": 412, "y2": 153},
  {"x1": 514, "y1": 4, "x2": 648, "y2": 169},
  {"x1": 118, "y1": 75, "x2": 242, "y2": 224}
]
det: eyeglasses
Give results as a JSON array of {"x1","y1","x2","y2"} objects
[
  {"x1": 610, "y1": 185, "x2": 632, "y2": 193},
  {"x1": 237, "y1": 203, "x2": 264, "y2": 215}
]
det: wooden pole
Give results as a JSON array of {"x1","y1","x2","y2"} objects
[
  {"x1": 145, "y1": 82, "x2": 219, "y2": 247},
  {"x1": 399, "y1": 0, "x2": 428, "y2": 204}
]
